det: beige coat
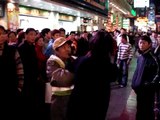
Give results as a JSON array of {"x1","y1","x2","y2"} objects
[{"x1": 46, "y1": 55, "x2": 74, "y2": 95}]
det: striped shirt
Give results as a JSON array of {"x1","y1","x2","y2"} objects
[
  {"x1": 117, "y1": 42, "x2": 133, "y2": 60},
  {"x1": 15, "y1": 50, "x2": 24, "y2": 89},
  {"x1": 0, "y1": 44, "x2": 4, "y2": 56},
  {"x1": 0, "y1": 44, "x2": 24, "y2": 89}
]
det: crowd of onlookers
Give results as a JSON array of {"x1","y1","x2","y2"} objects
[{"x1": 0, "y1": 24, "x2": 160, "y2": 120}]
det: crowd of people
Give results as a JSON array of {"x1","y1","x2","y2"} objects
[{"x1": 0, "y1": 24, "x2": 160, "y2": 120}]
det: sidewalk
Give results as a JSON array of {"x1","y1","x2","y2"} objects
[{"x1": 106, "y1": 56, "x2": 137, "y2": 120}]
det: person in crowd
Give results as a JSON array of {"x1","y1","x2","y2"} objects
[
  {"x1": 113, "y1": 29, "x2": 120, "y2": 41},
  {"x1": 35, "y1": 34, "x2": 48, "y2": 120},
  {"x1": 132, "y1": 35, "x2": 160, "y2": 120},
  {"x1": 128, "y1": 32, "x2": 134, "y2": 47},
  {"x1": 8, "y1": 31, "x2": 17, "y2": 46},
  {"x1": 153, "y1": 37, "x2": 160, "y2": 120},
  {"x1": 40, "y1": 28, "x2": 53, "y2": 120},
  {"x1": 18, "y1": 28, "x2": 39, "y2": 120},
  {"x1": 67, "y1": 31, "x2": 77, "y2": 55},
  {"x1": 117, "y1": 34, "x2": 133, "y2": 87},
  {"x1": 117, "y1": 28, "x2": 129, "y2": 46},
  {"x1": 75, "y1": 31, "x2": 89, "y2": 57},
  {"x1": 0, "y1": 25, "x2": 24, "y2": 120},
  {"x1": 150, "y1": 31, "x2": 158, "y2": 50},
  {"x1": 59, "y1": 28, "x2": 66, "y2": 37},
  {"x1": 67, "y1": 30, "x2": 114, "y2": 120},
  {"x1": 17, "y1": 31, "x2": 25, "y2": 47},
  {"x1": 16, "y1": 28, "x2": 23, "y2": 38},
  {"x1": 45, "y1": 29, "x2": 60, "y2": 58},
  {"x1": 41, "y1": 28, "x2": 52, "y2": 57},
  {"x1": 46, "y1": 37, "x2": 75, "y2": 120},
  {"x1": 134, "y1": 33, "x2": 141, "y2": 55}
]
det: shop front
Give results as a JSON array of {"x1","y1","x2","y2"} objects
[
  {"x1": 19, "y1": 6, "x2": 51, "y2": 31},
  {"x1": 1, "y1": 0, "x2": 108, "y2": 32}
]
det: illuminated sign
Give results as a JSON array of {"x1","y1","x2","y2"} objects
[
  {"x1": 134, "y1": 0, "x2": 150, "y2": 8},
  {"x1": 131, "y1": 9, "x2": 136, "y2": 16}
]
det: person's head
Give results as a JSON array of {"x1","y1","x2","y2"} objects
[
  {"x1": 114, "y1": 29, "x2": 120, "y2": 36},
  {"x1": 16, "y1": 29, "x2": 23, "y2": 35},
  {"x1": 17, "y1": 31, "x2": 25, "y2": 45},
  {"x1": 35, "y1": 34, "x2": 44, "y2": 47},
  {"x1": 69, "y1": 31, "x2": 76, "y2": 41},
  {"x1": 138, "y1": 35, "x2": 152, "y2": 52},
  {"x1": 121, "y1": 34, "x2": 127, "y2": 43},
  {"x1": 89, "y1": 30, "x2": 114, "y2": 57},
  {"x1": 120, "y1": 28, "x2": 126, "y2": 34},
  {"x1": 51, "y1": 29, "x2": 60, "y2": 40},
  {"x1": 59, "y1": 28, "x2": 66, "y2": 37},
  {"x1": 151, "y1": 31, "x2": 157, "y2": 38},
  {"x1": 8, "y1": 31, "x2": 17, "y2": 43},
  {"x1": 41, "y1": 28, "x2": 51, "y2": 40},
  {"x1": 52, "y1": 37, "x2": 72, "y2": 61},
  {"x1": 0, "y1": 25, "x2": 7, "y2": 44},
  {"x1": 25, "y1": 28, "x2": 37, "y2": 43},
  {"x1": 0, "y1": 25, "x2": 5, "y2": 36},
  {"x1": 75, "y1": 33, "x2": 80, "y2": 40},
  {"x1": 82, "y1": 31, "x2": 88, "y2": 39}
]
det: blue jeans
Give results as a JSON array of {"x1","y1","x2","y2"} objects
[{"x1": 118, "y1": 59, "x2": 128, "y2": 86}]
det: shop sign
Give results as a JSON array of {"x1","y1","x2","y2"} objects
[
  {"x1": 19, "y1": 6, "x2": 49, "y2": 18},
  {"x1": 134, "y1": 0, "x2": 149, "y2": 8},
  {"x1": 59, "y1": 14, "x2": 75, "y2": 22}
]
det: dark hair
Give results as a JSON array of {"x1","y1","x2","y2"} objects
[
  {"x1": 120, "y1": 28, "x2": 126, "y2": 31},
  {"x1": 0, "y1": 25, "x2": 5, "y2": 31},
  {"x1": 70, "y1": 31, "x2": 76, "y2": 35},
  {"x1": 16, "y1": 29, "x2": 23, "y2": 35},
  {"x1": 35, "y1": 34, "x2": 44, "y2": 43},
  {"x1": 17, "y1": 32, "x2": 25, "y2": 46},
  {"x1": 115, "y1": 29, "x2": 120, "y2": 34},
  {"x1": 51, "y1": 29, "x2": 60, "y2": 36},
  {"x1": 25, "y1": 28, "x2": 36, "y2": 34},
  {"x1": 59, "y1": 28, "x2": 65, "y2": 33},
  {"x1": 89, "y1": 30, "x2": 114, "y2": 56},
  {"x1": 121, "y1": 34, "x2": 127, "y2": 40},
  {"x1": 140, "y1": 35, "x2": 152, "y2": 44},
  {"x1": 8, "y1": 31, "x2": 17, "y2": 37},
  {"x1": 41, "y1": 28, "x2": 51, "y2": 37}
]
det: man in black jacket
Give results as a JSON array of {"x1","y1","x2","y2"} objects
[
  {"x1": 132, "y1": 35, "x2": 159, "y2": 120},
  {"x1": 0, "y1": 25, "x2": 24, "y2": 120}
]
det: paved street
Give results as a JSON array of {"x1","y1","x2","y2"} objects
[{"x1": 106, "y1": 56, "x2": 137, "y2": 120}]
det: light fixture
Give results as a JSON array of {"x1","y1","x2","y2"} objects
[{"x1": 109, "y1": 2, "x2": 127, "y2": 15}]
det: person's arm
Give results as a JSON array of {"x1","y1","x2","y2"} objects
[
  {"x1": 127, "y1": 44, "x2": 133, "y2": 64},
  {"x1": 15, "y1": 50, "x2": 24, "y2": 91}
]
